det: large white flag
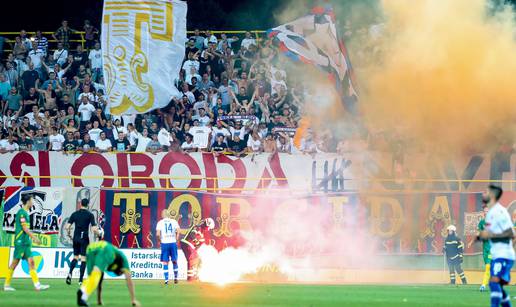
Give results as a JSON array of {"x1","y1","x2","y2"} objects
[{"x1": 101, "y1": 0, "x2": 187, "y2": 115}]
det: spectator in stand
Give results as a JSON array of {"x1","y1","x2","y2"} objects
[
  {"x1": 88, "y1": 120, "x2": 102, "y2": 144},
  {"x1": 48, "y1": 126, "x2": 65, "y2": 151},
  {"x1": 83, "y1": 20, "x2": 99, "y2": 50},
  {"x1": 277, "y1": 132, "x2": 293, "y2": 154},
  {"x1": 241, "y1": 31, "x2": 257, "y2": 50},
  {"x1": 247, "y1": 131, "x2": 263, "y2": 153},
  {"x1": 63, "y1": 118, "x2": 78, "y2": 135},
  {"x1": 33, "y1": 30, "x2": 49, "y2": 55},
  {"x1": 23, "y1": 87, "x2": 43, "y2": 115},
  {"x1": 53, "y1": 42, "x2": 68, "y2": 66},
  {"x1": 126, "y1": 123, "x2": 138, "y2": 150},
  {"x1": 102, "y1": 120, "x2": 115, "y2": 141},
  {"x1": 81, "y1": 133, "x2": 95, "y2": 152},
  {"x1": 146, "y1": 133, "x2": 162, "y2": 154},
  {"x1": 36, "y1": 82, "x2": 59, "y2": 111},
  {"x1": 17, "y1": 132, "x2": 33, "y2": 151},
  {"x1": 25, "y1": 105, "x2": 44, "y2": 127},
  {"x1": 263, "y1": 133, "x2": 277, "y2": 153},
  {"x1": 28, "y1": 42, "x2": 45, "y2": 78},
  {"x1": 0, "y1": 74, "x2": 11, "y2": 101},
  {"x1": 88, "y1": 42, "x2": 102, "y2": 82},
  {"x1": 211, "y1": 134, "x2": 227, "y2": 155},
  {"x1": 1, "y1": 135, "x2": 19, "y2": 152},
  {"x1": 13, "y1": 36, "x2": 28, "y2": 62},
  {"x1": 185, "y1": 38, "x2": 199, "y2": 57},
  {"x1": 192, "y1": 107, "x2": 211, "y2": 126},
  {"x1": 228, "y1": 134, "x2": 247, "y2": 157},
  {"x1": 203, "y1": 30, "x2": 217, "y2": 48},
  {"x1": 4, "y1": 87, "x2": 22, "y2": 114},
  {"x1": 53, "y1": 20, "x2": 75, "y2": 49},
  {"x1": 95, "y1": 131, "x2": 112, "y2": 152},
  {"x1": 300, "y1": 131, "x2": 320, "y2": 155},
  {"x1": 191, "y1": 29, "x2": 205, "y2": 50},
  {"x1": 21, "y1": 64, "x2": 40, "y2": 94},
  {"x1": 77, "y1": 96, "x2": 96, "y2": 129},
  {"x1": 17, "y1": 117, "x2": 36, "y2": 136},
  {"x1": 113, "y1": 132, "x2": 130, "y2": 152},
  {"x1": 63, "y1": 131, "x2": 79, "y2": 152},
  {"x1": 189, "y1": 120, "x2": 211, "y2": 150},
  {"x1": 134, "y1": 128, "x2": 151, "y2": 152},
  {"x1": 4, "y1": 62, "x2": 18, "y2": 88},
  {"x1": 32, "y1": 128, "x2": 48, "y2": 151},
  {"x1": 40, "y1": 70, "x2": 58, "y2": 89},
  {"x1": 181, "y1": 133, "x2": 197, "y2": 152},
  {"x1": 198, "y1": 73, "x2": 214, "y2": 93}
]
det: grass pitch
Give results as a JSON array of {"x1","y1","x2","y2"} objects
[{"x1": 0, "y1": 279, "x2": 508, "y2": 306}]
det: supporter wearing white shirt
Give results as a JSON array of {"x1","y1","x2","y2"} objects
[
  {"x1": 211, "y1": 121, "x2": 230, "y2": 143},
  {"x1": 112, "y1": 119, "x2": 128, "y2": 136},
  {"x1": 203, "y1": 31, "x2": 217, "y2": 48},
  {"x1": 241, "y1": 31, "x2": 257, "y2": 50},
  {"x1": 181, "y1": 83, "x2": 195, "y2": 103},
  {"x1": 88, "y1": 121, "x2": 103, "y2": 143},
  {"x1": 192, "y1": 108, "x2": 211, "y2": 127},
  {"x1": 25, "y1": 105, "x2": 44, "y2": 127},
  {"x1": 136, "y1": 129, "x2": 152, "y2": 152},
  {"x1": 229, "y1": 121, "x2": 247, "y2": 139},
  {"x1": 95, "y1": 132, "x2": 113, "y2": 152},
  {"x1": 88, "y1": 44, "x2": 103, "y2": 70},
  {"x1": 1, "y1": 135, "x2": 19, "y2": 152},
  {"x1": 189, "y1": 121, "x2": 211, "y2": 150},
  {"x1": 53, "y1": 43, "x2": 68, "y2": 66},
  {"x1": 78, "y1": 91, "x2": 96, "y2": 104},
  {"x1": 247, "y1": 132, "x2": 262, "y2": 152},
  {"x1": 182, "y1": 57, "x2": 200, "y2": 74},
  {"x1": 127, "y1": 124, "x2": 139, "y2": 148},
  {"x1": 48, "y1": 127, "x2": 65, "y2": 151},
  {"x1": 77, "y1": 97, "x2": 96, "y2": 122},
  {"x1": 28, "y1": 43, "x2": 45, "y2": 69},
  {"x1": 158, "y1": 128, "x2": 171, "y2": 147},
  {"x1": 181, "y1": 133, "x2": 197, "y2": 152}
]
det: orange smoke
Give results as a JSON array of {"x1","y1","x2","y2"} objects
[{"x1": 360, "y1": 0, "x2": 516, "y2": 154}]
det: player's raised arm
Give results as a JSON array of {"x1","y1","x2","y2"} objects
[{"x1": 123, "y1": 269, "x2": 140, "y2": 307}]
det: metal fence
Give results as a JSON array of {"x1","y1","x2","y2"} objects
[{"x1": 0, "y1": 30, "x2": 267, "y2": 53}]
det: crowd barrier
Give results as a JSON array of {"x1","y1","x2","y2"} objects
[{"x1": 0, "y1": 151, "x2": 515, "y2": 193}]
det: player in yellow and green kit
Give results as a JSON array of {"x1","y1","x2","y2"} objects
[
  {"x1": 3, "y1": 194, "x2": 49, "y2": 291},
  {"x1": 477, "y1": 205, "x2": 491, "y2": 292},
  {"x1": 77, "y1": 241, "x2": 140, "y2": 306}
]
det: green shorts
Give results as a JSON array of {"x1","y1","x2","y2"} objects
[{"x1": 13, "y1": 244, "x2": 32, "y2": 260}]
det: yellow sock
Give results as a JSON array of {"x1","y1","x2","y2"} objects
[
  {"x1": 29, "y1": 269, "x2": 39, "y2": 286},
  {"x1": 482, "y1": 263, "x2": 491, "y2": 286},
  {"x1": 5, "y1": 268, "x2": 14, "y2": 286},
  {"x1": 81, "y1": 270, "x2": 102, "y2": 297}
]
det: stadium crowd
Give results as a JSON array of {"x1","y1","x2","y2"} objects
[{"x1": 0, "y1": 20, "x2": 352, "y2": 156}]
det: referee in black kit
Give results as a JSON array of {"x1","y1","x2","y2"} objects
[{"x1": 64, "y1": 198, "x2": 102, "y2": 285}]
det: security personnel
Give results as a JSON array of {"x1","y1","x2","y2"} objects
[
  {"x1": 180, "y1": 218, "x2": 214, "y2": 281},
  {"x1": 444, "y1": 225, "x2": 467, "y2": 285}
]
